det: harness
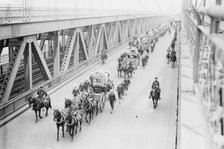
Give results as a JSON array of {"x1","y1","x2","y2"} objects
[{"x1": 56, "y1": 115, "x2": 64, "y2": 124}]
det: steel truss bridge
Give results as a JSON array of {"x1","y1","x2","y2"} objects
[
  {"x1": 2, "y1": 0, "x2": 224, "y2": 148},
  {"x1": 0, "y1": 8, "x2": 170, "y2": 121}
]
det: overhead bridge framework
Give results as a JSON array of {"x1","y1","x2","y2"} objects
[{"x1": 0, "y1": 13, "x2": 170, "y2": 116}]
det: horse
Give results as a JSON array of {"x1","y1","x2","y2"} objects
[
  {"x1": 65, "y1": 110, "x2": 82, "y2": 140},
  {"x1": 101, "y1": 53, "x2": 107, "y2": 64},
  {"x1": 26, "y1": 95, "x2": 51, "y2": 123},
  {"x1": 170, "y1": 54, "x2": 177, "y2": 68},
  {"x1": 82, "y1": 98, "x2": 95, "y2": 124},
  {"x1": 149, "y1": 88, "x2": 160, "y2": 109},
  {"x1": 53, "y1": 109, "x2": 65, "y2": 141},
  {"x1": 166, "y1": 51, "x2": 171, "y2": 63},
  {"x1": 117, "y1": 63, "x2": 123, "y2": 78}
]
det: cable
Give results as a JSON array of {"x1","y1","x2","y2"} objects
[
  {"x1": 135, "y1": 0, "x2": 151, "y2": 12},
  {"x1": 153, "y1": 0, "x2": 165, "y2": 13}
]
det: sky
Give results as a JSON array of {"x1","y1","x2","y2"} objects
[{"x1": 0, "y1": 0, "x2": 182, "y2": 14}]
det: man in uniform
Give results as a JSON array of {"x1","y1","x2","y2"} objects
[
  {"x1": 151, "y1": 77, "x2": 161, "y2": 99},
  {"x1": 108, "y1": 90, "x2": 116, "y2": 113},
  {"x1": 37, "y1": 87, "x2": 52, "y2": 108}
]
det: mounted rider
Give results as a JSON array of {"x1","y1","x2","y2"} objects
[
  {"x1": 101, "y1": 50, "x2": 108, "y2": 62},
  {"x1": 37, "y1": 86, "x2": 52, "y2": 108},
  {"x1": 72, "y1": 84, "x2": 80, "y2": 97},
  {"x1": 151, "y1": 77, "x2": 161, "y2": 99}
]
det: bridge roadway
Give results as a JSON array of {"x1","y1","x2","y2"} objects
[{"x1": 0, "y1": 30, "x2": 178, "y2": 149}]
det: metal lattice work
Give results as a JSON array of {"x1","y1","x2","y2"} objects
[
  {"x1": 93, "y1": 26, "x2": 102, "y2": 56},
  {"x1": 60, "y1": 30, "x2": 77, "y2": 72},
  {"x1": 32, "y1": 43, "x2": 51, "y2": 81},
  {"x1": 39, "y1": 40, "x2": 45, "y2": 51},
  {"x1": 0, "y1": 43, "x2": 26, "y2": 103}
]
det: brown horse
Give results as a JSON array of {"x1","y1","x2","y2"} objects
[
  {"x1": 53, "y1": 109, "x2": 65, "y2": 141},
  {"x1": 83, "y1": 99, "x2": 95, "y2": 124},
  {"x1": 26, "y1": 95, "x2": 51, "y2": 123},
  {"x1": 65, "y1": 111, "x2": 82, "y2": 140},
  {"x1": 149, "y1": 88, "x2": 160, "y2": 109}
]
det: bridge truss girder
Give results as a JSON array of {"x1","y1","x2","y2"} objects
[{"x1": 0, "y1": 16, "x2": 169, "y2": 104}]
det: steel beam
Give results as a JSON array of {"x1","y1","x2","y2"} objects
[
  {"x1": 191, "y1": 6, "x2": 202, "y2": 83},
  {"x1": 79, "y1": 31, "x2": 89, "y2": 60},
  {"x1": 62, "y1": 32, "x2": 65, "y2": 52},
  {"x1": 8, "y1": 47, "x2": 13, "y2": 65},
  {"x1": 60, "y1": 29, "x2": 77, "y2": 72},
  {"x1": 93, "y1": 25, "x2": 103, "y2": 56},
  {"x1": 53, "y1": 31, "x2": 60, "y2": 76},
  {"x1": 108, "y1": 23, "x2": 114, "y2": 47},
  {"x1": 117, "y1": 23, "x2": 122, "y2": 43},
  {"x1": 73, "y1": 33, "x2": 79, "y2": 66},
  {"x1": 138, "y1": 18, "x2": 143, "y2": 34},
  {"x1": 102, "y1": 25, "x2": 109, "y2": 50},
  {"x1": 0, "y1": 14, "x2": 157, "y2": 40},
  {"x1": 33, "y1": 40, "x2": 52, "y2": 80},
  {"x1": 123, "y1": 22, "x2": 128, "y2": 41},
  {"x1": 196, "y1": 5, "x2": 224, "y2": 20},
  {"x1": 24, "y1": 43, "x2": 32, "y2": 90},
  {"x1": 112, "y1": 22, "x2": 119, "y2": 46},
  {"x1": 88, "y1": 26, "x2": 95, "y2": 58}
]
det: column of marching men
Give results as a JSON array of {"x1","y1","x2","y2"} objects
[{"x1": 25, "y1": 23, "x2": 172, "y2": 142}]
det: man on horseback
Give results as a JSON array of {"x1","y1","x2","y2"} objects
[
  {"x1": 151, "y1": 77, "x2": 161, "y2": 100},
  {"x1": 37, "y1": 87, "x2": 52, "y2": 108},
  {"x1": 101, "y1": 50, "x2": 107, "y2": 64}
]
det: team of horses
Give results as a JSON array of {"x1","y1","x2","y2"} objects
[
  {"x1": 117, "y1": 52, "x2": 139, "y2": 78},
  {"x1": 52, "y1": 74, "x2": 114, "y2": 141}
]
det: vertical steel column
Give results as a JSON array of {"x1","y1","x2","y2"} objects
[
  {"x1": 8, "y1": 47, "x2": 13, "y2": 64},
  {"x1": 53, "y1": 31, "x2": 60, "y2": 77},
  {"x1": 24, "y1": 43, "x2": 32, "y2": 90},
  {"x1": 62, "y1": 32, "x2": 65, "y2": 52},
  {"x1": 88, "y1": 26, "x2": 94, "y2": 58},
  {"x1": 192, "y1": 7, "x2": 202, "y2": 83},
  {"x1": 74, "y1": 33, "x2": 79, "y2": 66}
]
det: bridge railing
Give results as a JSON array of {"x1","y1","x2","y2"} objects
[
  {"x1": 0, "y1": 7, "x2": 151, "y2": 24},
  {"x1": 183, "y1": 1, "x2": 224, "y2": 148}
]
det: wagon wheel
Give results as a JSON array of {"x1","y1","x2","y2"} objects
[
  {"x1": 110, "y1": 82, "x2": 114, "y2": 91},
  {"x1": 99, "y1": 94, "x2": 106, "y2": 113}
]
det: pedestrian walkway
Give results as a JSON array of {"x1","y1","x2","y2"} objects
[{"x1": 180, "y1": 28, "x2": 212, "y2": 149}]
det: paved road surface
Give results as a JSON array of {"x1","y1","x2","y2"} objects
[{"x1": 0, "y1": 30, "x2": 178, "y2": 149}]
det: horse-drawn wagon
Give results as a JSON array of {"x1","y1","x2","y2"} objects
[{"x1": 89, "y1": 71, "x2": 114, "y2": 113}]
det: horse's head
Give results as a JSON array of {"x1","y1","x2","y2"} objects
[
  {"x1": 26, "y1": 95, "x2": 34, "y2": 107},
  {"x1": 64, "y1": 98, "x2": 72, "y2": 108},
  {"x1": 53, "y1": 109, "x2": 61, "y2": 122},
  {"x1": 65, "y1": 113, "x2": 73, "y2": 125}
]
